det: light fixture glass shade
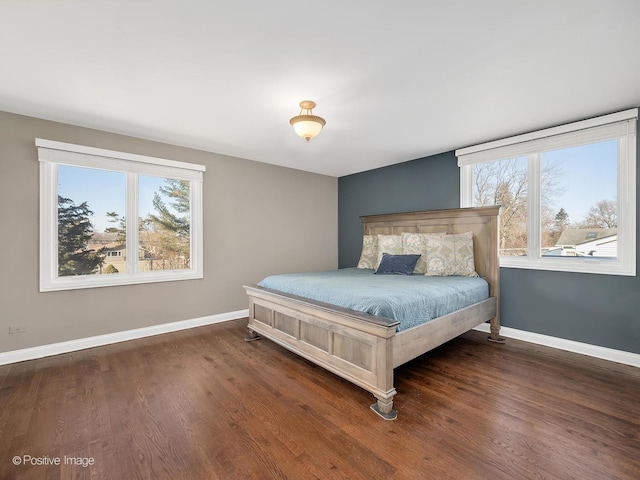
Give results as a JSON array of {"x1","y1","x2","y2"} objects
[
  {"x1": 289, "y1": 101, "x2": 326, "y2": 141},
  {"x1": 290, "y1": 115, "x2": 326, "y2": 141}
]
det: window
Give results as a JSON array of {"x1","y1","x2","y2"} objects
[
  {"x1": 457, "y1": 109, "x2": 637, "y2": 276},
  {"x1": 38, "y1": 139, "x2": 205, "y2": 291}
]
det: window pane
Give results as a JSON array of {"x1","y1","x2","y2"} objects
[
  {"x1": 473, "y1": 157, "x2": 528, "y2": 256},
  {"x1": 139, "y1": 176, "x2": 191, "y2": 271},
  {"x1": 541, "y1": 140, "x2": 617, "y2": 259},
  {"x1": 57, "y1": 166, "x2": 126, "y2": 276}
]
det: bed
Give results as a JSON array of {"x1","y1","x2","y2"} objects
[{"x1": 243, "y1": 206, "x2": 502, "y2": 419}]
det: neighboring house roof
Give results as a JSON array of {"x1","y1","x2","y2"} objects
[
  {"x1": 85, "y1": 233, "x2": 124, "y2": 253},
  {"x1": 555, "y1": 228, "x2": 617, "y2": 247},
  {"x1": 88, "y1": 232, "x2": 120, "y2": 243}
]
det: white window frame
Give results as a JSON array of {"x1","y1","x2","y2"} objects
[
  {"x1": 457, "y1": 108, "x2": 637, "y2": 276},
  {"x1": 38, "y1": 139, "x2": 205, "y2": 291}
]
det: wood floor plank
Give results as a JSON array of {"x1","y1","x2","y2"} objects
[{"x1": 0, "y1": 318, "x2": 638, "y2": 480}]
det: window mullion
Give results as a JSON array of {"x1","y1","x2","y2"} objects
[
  {"x1": 191, "y1": 179, "x2": 202, "y2": 276},
  {"x1": 126, "y1": 173, "x2": 139, "y2": 275},
  {"x1": 460, "y1": 165, "x2": 473, "y2": 207},
  {"x1": 527, "y1": 154, "x2": 541, "y2": 259}
]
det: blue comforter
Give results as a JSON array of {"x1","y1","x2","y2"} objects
[{"x1": 258, "y1": 268, "x2": 489, "y2": 331}]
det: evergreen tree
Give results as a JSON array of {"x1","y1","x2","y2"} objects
[
  {"x1": 105, "y1": 211, "x2": 126, "y2": 245},
  {"x1": 144, "y1": 179, "x2": 191, "y2": 269},
  {"x1": 554, "y1": 208, "x2": 569, "y2": 231},
  {"x1": 547, "y1": 207, "x2": 570, "y2": 246},
  {"x1": 58, "y1": 195, "x2": 104, "y2": 276},
  {"x1": 147, "y1": 179, "x2": 190, "y2": 238}
]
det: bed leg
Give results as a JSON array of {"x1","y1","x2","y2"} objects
[
  {"x1": 487, "y1": 317, "x2": 506, "y2": 344},
  {"x1": 244, "y1": 329, "x2": 262, "y2": 342},
  {"x1": 370, "y1": 397, "x2": 397, "y2": 421}
]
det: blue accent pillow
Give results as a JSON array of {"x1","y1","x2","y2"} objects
[{"x1": 375, "y1": 253, "x2": 421, "y2": 275}]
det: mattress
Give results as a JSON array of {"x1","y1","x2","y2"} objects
[{"x1": 257, "y1": 267, "x2": 489, "y2": 331}]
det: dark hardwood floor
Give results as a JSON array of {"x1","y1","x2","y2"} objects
[{"x1": 1, "y1": 318, "x2": 639, "y2": 480}]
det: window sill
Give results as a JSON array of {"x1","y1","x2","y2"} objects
[
  {"x1": 499, "y1": 256, "x2": 636, "y2": 276},
  {"x1": 40, "y1": 270, "x2": 203, "y2": 292}
]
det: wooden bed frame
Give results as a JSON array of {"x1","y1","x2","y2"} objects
[{"x1": 244, "y1": 206, "x2": 502, "y2": 419}]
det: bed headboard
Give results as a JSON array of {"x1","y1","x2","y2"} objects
[{"x1": 360, "y1": 206, "x2": 500, "y2": 301}]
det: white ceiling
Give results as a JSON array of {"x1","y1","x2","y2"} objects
[{"x1": 1, "y1": 1, "x2": 639, "y2": 177}]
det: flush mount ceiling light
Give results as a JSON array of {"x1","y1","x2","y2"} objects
[{"x1": 289, "y1": 100, "x2": 326, "y2": 142}]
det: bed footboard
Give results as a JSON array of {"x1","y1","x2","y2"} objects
[{"x1": 244, "y1": 285, "x2": 400, "y2": 419}]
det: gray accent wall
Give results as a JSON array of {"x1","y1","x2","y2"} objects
[
  {"x1": 339, "y1": 152, "x2": 460, "y2": 267},
  {"x1": 338, "y1": 134, "x2": 640, "y2": 355},
  {"x1": 0, "y1": 111, "x2": 338, "y2": 354}
]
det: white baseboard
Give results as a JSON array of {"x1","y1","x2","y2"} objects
[
  {"x1": 0, "y1": 309, "x2": 249, "y2": 366},
  {"x1": 474, "y1": 323, "x2": 640, "y2": 368},
  {"x1": 4, "y1": 313, "x2": 638, "y2": 369}
]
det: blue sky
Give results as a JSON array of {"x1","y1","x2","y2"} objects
[
  {"x1": 542, "y1": 139, "x2": 617, "y2": 223},
  {"x1": 57, "y1": 167, "x2": 174, "y2": 232}
]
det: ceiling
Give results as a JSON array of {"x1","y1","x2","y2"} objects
[{"x1": 1, "y1": 1, "x2": 640, "y2": 177}]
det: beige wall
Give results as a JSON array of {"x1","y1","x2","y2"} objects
[{"x1": 0, "y1": 111, "x2": 338, "y2": 353}]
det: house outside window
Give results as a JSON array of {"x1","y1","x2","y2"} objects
[
  {"x1": 38, "y1": 139, "x2": 205, "y2": 291},
  {"x1": 457, "y1": 109, "x2": 637, "y2": 276}
]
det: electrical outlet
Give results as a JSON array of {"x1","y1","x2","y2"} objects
[{"x1": 9, "y1": 325, "x2": 27, "y2": 334}]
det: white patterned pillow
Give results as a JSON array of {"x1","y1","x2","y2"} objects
[
  {"x1": 356, "y1": 235, "x2": 378, "y2": 269},
  {"x1": 376, "y1": 234, "x2": 403, "y2": 269},
  {"x1": 424, "y1": 232, "x2": 478, "y2": 277},
  {"x1": 401, "y1": 232, "x2": 446, "y2": 274}
]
